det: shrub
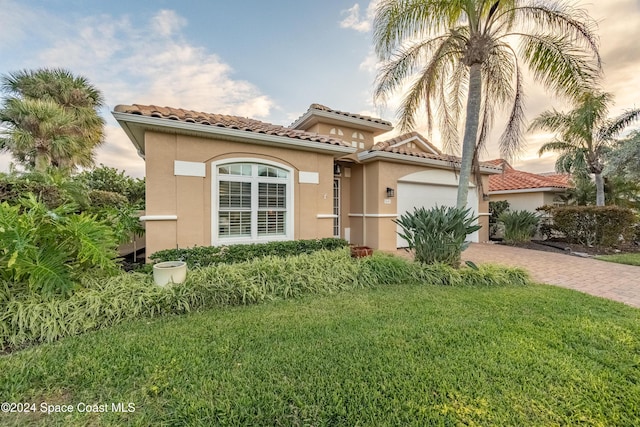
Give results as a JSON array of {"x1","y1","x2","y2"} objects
[
  {"x1": 395, "y1": 205, "x2": 481, "y2": 267},
  {"x1": 0, "y1": 170, "x2": 88, "y2": 209},
  {"x1": 88, "y1": 189, "x2": 129, "y2": 209},
  {"x1": 540, "y1": 205, "x2": 635, "y2": 247},
  {"x1": 498, "y1": 210, "x2": 540, "y2": 243},
  {"x1": 77, "y1": 165, "x2": 145, "y2": 208},
  {"x1": 149, "y1": 238, "x2": 349, "y2": 267},
  {"x1": 489, "y1": 200, "x2": 510, "y2": 238},
  {"x1": 0, "y1": 249, "x2": 530, "y2": 349},
  {"x1": 0, "y1": 195, "x2": 119, "y2": 298}
]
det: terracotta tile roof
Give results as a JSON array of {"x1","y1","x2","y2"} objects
[
  {"x1": 114, "y1": 104, "x2": 351, "y2": 148},
  {"x1": 373, "y1": 132, "x2": 500, "y2": 169},
  {"x1": 305, "y1": 103, "x2": 393, "y2": 127},
  {"x1": 489, "y1": 162, "x2": 573, "y2": 192},
  {"x1": 378, "y1": 131, "x2": 443, "y2": 154}
]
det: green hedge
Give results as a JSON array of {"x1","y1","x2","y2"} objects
[
  {"x1": 540, "y1": 205, "x2": 636, "y2": 247},
  {"x1": 0, "y1": 249, "x2": 530, "y2": 349},
  {"x1": 149, "y1": 238, "x2": 349, "y2": 267}
]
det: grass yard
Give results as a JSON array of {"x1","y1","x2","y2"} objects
[
  {"x1": 596, "y1": 252, "x2": 640, "y2": 266},
  {"x1": 1, "y1": 283, "x2": 639, "y2": 426}
]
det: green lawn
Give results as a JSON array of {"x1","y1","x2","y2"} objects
[
  {"x1": 1, "y1": 283, "x2": 639, "y2": 426},
  {"x1": 596, "y1": 252, "x2": 640, "y2": 266}
]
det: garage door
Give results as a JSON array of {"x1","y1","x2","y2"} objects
[{"x1": 397, "y1": 169, "x2": 479, "y2": 248}]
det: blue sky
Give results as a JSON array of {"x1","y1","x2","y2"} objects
[{"x1": 2, "y1": 0, "x2": 640, "y2": 177}]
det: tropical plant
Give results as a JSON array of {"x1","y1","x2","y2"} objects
[
  {"x1": 0, "y1": 195, "x2": 119, "y2": 298},
  {"x1": 395, "y1": 205, "x2": 481, "y2": 267},
  {"x1": 78, "y1": 164, "x2": 145, "y2": 208},
  {"x1": 605, "y1": 130, "x2": 640, "y2": 181},
  {"x1": 373, "y1": 0, "x2": 601, "y2": 208},
  {"x1": 498, "y1": 210, "x2": 539, "y2": 243},
  {"x1": 531, "y1": 91, "x2": 640, "y2": 206},
  {"x1": 0, "y1": 68, "x2": 105, "y2": 172},
  {"x1": 489, "y1": 200, "x2": 510, "y2": 238}
]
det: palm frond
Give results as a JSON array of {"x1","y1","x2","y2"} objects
[{"x1": 599, "y1": 108, "x2": 640, "y2": 140}]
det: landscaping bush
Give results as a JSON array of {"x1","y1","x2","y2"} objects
[
  {"x1": 88, "y1": 189, "x2": 129, "y2": 209},
  {"x1": 0, "y1": 195, "x2": 119, "y2": 298},
  {"x1": 540, "y1": 205, "x2": 635, "y2": 247},
  {"x1": 77, "y1": 164, "x2": 145, "y2": 208},
  {"x1": 395, "y1": 205, "x2": 481, "y2": 267},
  {"x1": 489, "y1": 200, "x2": 510, "y2": 238},
  {"x1": 149, "y1": 238, "x2": 349, "y2": 267},
  {"x1": 498, "y1": 210, "x2": 540, "y2": 243},
  {"x1": 0, "y1": 170, "x2": 88, "y2": 209},
  {"x1": 0, "y1": 249, "x2": 530, "y2": 349}
]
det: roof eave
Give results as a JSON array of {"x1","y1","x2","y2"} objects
[
  {"x1": 291, "y1": 109, "x2": 393, "y2": 136},
  {"x1": 488, "y1": 187, "x2": 570, "y2": 195},
  {"x1": 112, "y1": 112, "x2": 357, "y2": 157},
  {"x1": 358, "y1": 150, "x2": 502, "y2": 174}
]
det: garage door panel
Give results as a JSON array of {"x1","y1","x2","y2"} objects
[{"x1": 397, "y1": 181, "x2": 479, "y2": 248}]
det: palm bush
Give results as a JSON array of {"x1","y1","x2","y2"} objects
[
  {"x1": 0, "y1": 195, "x2": 119, "y2": 297},
  {"x1": 498, "y1": 210, "x2": 540, "y2": 243},
  {"x1": 395, "y1": 206, "x2": 480, "y2": 267}
]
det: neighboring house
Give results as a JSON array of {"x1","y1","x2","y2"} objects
[
  {"x1": 114, "y1": 103, "x2": 501, "y2": 259},
  {"x1": 487, "y1": 159, "x2": 573, "y2": 212}
]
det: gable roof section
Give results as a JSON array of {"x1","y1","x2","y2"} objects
[
  {"x1": 290, "y1": 103, "x2": 393, "y2": 135},
  {"x1": 358, "y1": 132, "x2": 501, "y2": 174},
  {"x1": 113, "y1": 104, "x2": 355, "y2": 158},
  {"x1": 488, "y1": 159, "x2": 572, "y2": 192},
  {"x1": 381, "y1": 131, "x2": 443, "y2": 155}
]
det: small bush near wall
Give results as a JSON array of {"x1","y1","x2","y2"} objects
[
  {"x1": 149, "y1": 238, "x2": 349, "y2": 267},
  {"x1": 489, "y1": 200, "x2": 510, "y2": 239},
  {"x1": 395, "y1": 206, "x2": 481, "y2": 267},
  {"x1": 498, "y1": 210, "x2": 540, "y2": 243},
  {"x1": 540, "y1": 205, "x2": 636, "y2": 247}
]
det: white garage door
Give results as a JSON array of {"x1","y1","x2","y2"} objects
[{"x1": 397, "y1": 169, "x2": 479, "y2": 248}]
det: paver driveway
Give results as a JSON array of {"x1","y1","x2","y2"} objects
[{"x1": 461, "y1": 243, "x2": 640, "y2": 308}]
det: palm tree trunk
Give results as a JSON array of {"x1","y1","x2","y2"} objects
[
  {"x1": 595, "y1": 173, "x2": 605, "y2": 206},
  {"x1": 35, "y1": 145, "x2": 49, "y2": 172},
  {"x1": 457, "y1": 63, "x2": 482, "y2": 209}
]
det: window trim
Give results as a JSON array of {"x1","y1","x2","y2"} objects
[{"x1": 211, "y1": 158, "x2": 294, "y2": 245}]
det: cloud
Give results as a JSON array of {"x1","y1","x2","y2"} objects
[
  {"x1": 3, "y1": 7, "x2": 276, "y2": 177},
  {"x1": 340, "y1": 1, "x2": 379, "y2": 33}
]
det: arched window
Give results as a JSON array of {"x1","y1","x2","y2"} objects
[
  {"x1": 329, "y1": 128, "x2": 344, "y2": 136},
  {"x1": 213, "y1": 161, "x2": 293, "y2": 243},
  {"x1": 351, "y1": 131, "x2": 365, "y2": 148}
]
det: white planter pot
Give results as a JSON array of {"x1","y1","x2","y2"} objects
[{"x1": 153, "y1": 261, "x2": 187, "y2": 286}]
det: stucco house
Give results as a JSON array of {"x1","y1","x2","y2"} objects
[
  {"x1": 487, "y1": 159, "x2": 572, "y2": 211},
  {"x1": 113, "y1": 103, "x2": 501, "y2": 259}
]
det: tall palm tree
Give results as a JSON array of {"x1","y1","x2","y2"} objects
[
  {"x1": 373, "y1": 0, "x2": 601, "y2": 208},
  {"x1": 531, "y1": 91, "x2": 640, "y2": 206},
  {"x1": 0, "y1": 68, "x2": 105, "y2": 172}
]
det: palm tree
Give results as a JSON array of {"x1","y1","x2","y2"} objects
[
  {"x1": 0, "y1": 68, "x2": 105, "y2": 172},
  {"x1": 373, "y1": 0, "x2": 601, "y2": 208},
  {"x1": 531, "y1": 91, "x2": 640, "y2": 206}
]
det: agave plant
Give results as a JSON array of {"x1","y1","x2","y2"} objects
[{"x1": 395, "y1": 205, "x2": 481, "y2": 267}]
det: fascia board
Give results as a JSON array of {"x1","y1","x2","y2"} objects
[
  {"x1": 358, "y1": 150, "x2": 502, "y2": 174},
  {"x1": 112, "y1": 112, "x2": 357, "y2": 156}
]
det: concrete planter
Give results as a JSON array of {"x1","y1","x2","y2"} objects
[{"x1": 153, "y1": 261, "x2": 187, "y2": 286}]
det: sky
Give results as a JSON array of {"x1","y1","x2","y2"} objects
[{"x1": 1, "y1": 0, "x2": 639, "y2": 178}]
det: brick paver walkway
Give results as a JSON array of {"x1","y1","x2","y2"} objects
[{"x1": 461, "y1": 243, "x2": 640, "y2": 308}]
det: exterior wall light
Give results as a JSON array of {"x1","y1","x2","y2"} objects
[
  {"x1": 334, "y1": 164, "x2": 341, "y2": 175},
  {"x1": 386, "y1": 187, "x2": 395, "y2": 198}
]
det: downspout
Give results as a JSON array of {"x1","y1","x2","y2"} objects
[{"x1": 362, "y1": 163, "x2": 367, "y2": 246}]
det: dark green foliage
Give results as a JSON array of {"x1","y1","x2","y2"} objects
[
  {"x1": 77, "y1": 164, "x2": 145, "y2": 208},
  {"x1": 0, "y1": 195, "x2": 119, "y2": 298},
  {"x1": 88, "y1": 189, "x2": 129, "y2": 209},
  {"x1": 0, "y1": 170, "x2": 88, "y2": 209},
  {"x1": 150, "y1": 238, "x2": 349, "y2": 267},
  {"x1": 0, "y1": 249, "x2": 529, "y2": 349},
  {"x1": 498, "y1": 210, "x2": 540, "y2": 243},
  {"x1": 395, "y1": 205, "x2": 481, "y2": 267},
  {"x1": 540, "y1": 205, "x2": 636, "y2": 247},
  {"x1": 489, "y1": 200, "x2": 510, "y2": 238}
]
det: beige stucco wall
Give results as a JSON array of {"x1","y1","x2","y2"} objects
[
  {"x1": 347, "y1": 160, "x2": 491, "y2": 251},
  {"x1": 144, "y1": 131, "x2": 336, "y2": 260},
  {"x1": 489, "y1": 192, "x2": 548, "y2": 213}
]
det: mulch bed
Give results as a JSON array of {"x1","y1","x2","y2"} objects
[{"x1": 496, "y1": 239, "x2": 640, "y2": 257}]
